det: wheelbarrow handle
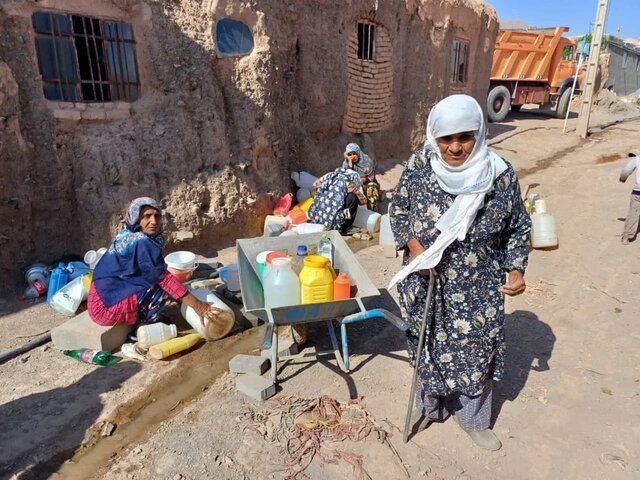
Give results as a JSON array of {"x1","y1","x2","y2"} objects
[{"x1": 403, "y1": 269, "x2": 436, "y2": 443}]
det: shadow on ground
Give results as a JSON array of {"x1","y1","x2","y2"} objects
[
  {"x1": 0, "y1": 361, "x2": 141, "y2": 479},
  {"x1": 492, "y1": 309, "x2": 556, "y2": 426}
]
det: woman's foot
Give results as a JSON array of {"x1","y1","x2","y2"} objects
[
  {"x1": 464, "y1": 429, "x2": 502, "y2": 451},
  {"x1": 621, "y1": 235, "x2": 630, "y2": 245}
]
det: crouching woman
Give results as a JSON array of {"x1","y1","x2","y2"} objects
[{"x1": 88, "y1": 197, "x2": 213, "y2": 330}]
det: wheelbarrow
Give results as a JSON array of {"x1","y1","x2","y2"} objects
[{"x1": 236, "y1": 231, "x2": 408, "y2": 386}]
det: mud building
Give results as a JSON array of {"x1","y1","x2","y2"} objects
[{"x1": 0, "y1": 0, "x2": 497, "y2": 285}]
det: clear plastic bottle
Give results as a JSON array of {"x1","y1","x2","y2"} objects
[
  {"x1": 291, "y1": 245, "x2": 308, "y2": 275},
  {"x1": 318, "y1": 233, "x2": 333, "y2": 265}
]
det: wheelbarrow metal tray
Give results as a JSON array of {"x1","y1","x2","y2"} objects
[{"x1": 237, "y1": 231, "x2": 379, "y2": 325}]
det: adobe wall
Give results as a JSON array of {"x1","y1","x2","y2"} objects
[{"x1": 0, "y1": 0, "x2": 497, "y2": 286}]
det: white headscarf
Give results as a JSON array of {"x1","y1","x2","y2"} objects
[{"x1": 388, "y1": 95, "x2": 508, "y2": 289}]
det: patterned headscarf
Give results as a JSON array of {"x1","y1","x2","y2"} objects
[
  {"x1": 93, "y1": 197, "x2": 166, "y2": 307},
  {"x1": 343, "y1": 143, "x2": 375, "y2": 177}
]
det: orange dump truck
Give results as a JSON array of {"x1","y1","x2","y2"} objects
[{"x1": 487, "y1": 27, "x2": 582, "y2": 122}]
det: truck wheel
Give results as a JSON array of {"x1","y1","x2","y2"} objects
[
  {"x1": 555, "y1": 88, "x2": 572, "y2": 119},
  {"x1": 487, "y1": 86, "x2": 511, "y2": 122}
]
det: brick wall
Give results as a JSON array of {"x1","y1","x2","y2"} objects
[{"x1": 343, "y1": 20, "x2": 393, "y2": 133}]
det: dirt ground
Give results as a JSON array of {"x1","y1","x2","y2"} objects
[{"x1": 2, "y1": 101, "x2": 640, "y2": 480}]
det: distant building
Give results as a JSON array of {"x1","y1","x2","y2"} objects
[{"x1": 601, "y1": 36, "x2": 640, "y2": 96}]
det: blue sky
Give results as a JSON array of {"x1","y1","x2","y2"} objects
[{"x1": 486, "y1": 0, "x2": 640, "y2": 40}]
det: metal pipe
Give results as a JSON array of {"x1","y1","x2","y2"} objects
[
  {"x1": 403, "y1": 270, "x2": 435, "y2": 443},
  {"x1": 0, "y1": 333, "x2": 51, "y2": 365}
]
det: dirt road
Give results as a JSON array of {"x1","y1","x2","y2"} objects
[{"x1": 2, "y1": 104, "x2": 640, "y2": 480}]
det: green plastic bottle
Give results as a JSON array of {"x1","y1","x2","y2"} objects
[{"x1": 63, "y1": 348, "x2": 121, "y2": 366}]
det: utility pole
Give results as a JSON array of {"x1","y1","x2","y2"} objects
[{"x1": 577, "y1": 0, "x2": 610, "y2": 138}]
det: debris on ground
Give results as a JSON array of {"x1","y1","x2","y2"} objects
[{"x1": 240, "y1": 395, "x2": 394, "y2": 480}]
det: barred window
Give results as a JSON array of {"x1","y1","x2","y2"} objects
[
  {"x1": 32, "y1": 11, "x2": 140, "y2": 102},
  {"x1": 450, "y1": 39, "x2": 469, "y2": 85},
  {"x1": 357, "y1": 23, "x2": 375, "y2": 61}
]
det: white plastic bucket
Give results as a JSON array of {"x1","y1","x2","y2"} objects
[
  {"x1": 531, "y1": 212, "x2": 558, "y2": 248},
  {"x1": 353, "y1": 206, "x2": 381, "y2": 233},
  {"x1": 165, "y1": 251, "x2": 197, "y2": 270}
]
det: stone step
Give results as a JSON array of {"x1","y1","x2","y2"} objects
[{"x1": 51, "y1": 310, "x2": 131, "y2": 352}]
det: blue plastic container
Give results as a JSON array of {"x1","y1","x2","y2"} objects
[
  {"x1": 47, "y1": 263, "x2": 69, "y2": 304},
  {"x1": 66, "y1": 261, "x2": 90, "y2": 281}
]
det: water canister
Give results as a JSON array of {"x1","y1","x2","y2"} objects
[
  {"x1": 137, "y1": 323, "x2": 178, "y2": 349},
  {"x1": 256, "y1": 250, "x2": 274, "y2": 282},
  {"x1": 353, "y1": 206, "x2": 382, "y2": 233},
  {"x1": 531, "y1": 212, "x2": 558, "y2": 248},
  {"x1": 66, "y1": 261, "x2": 90, "y2": 281},
  {"x1": 47, "y1": 262, "x2": 69, "y2": 304},
  {"x1": 300, "y1": 255, "x2": 335, "y2": 304},
  {"x1": 181, "y1": 288, "x2": 236, "y2": 341},
  {"x1": 534, "y1": 199, "x2": 548, "y2": 214},
  {"x1": 263, "y1": 257, "x2": 301, "y2": 308},
  {"x1": 49, "y1": 275, "x2": 85, "y2": 316}
]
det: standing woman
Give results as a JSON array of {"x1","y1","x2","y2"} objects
[
  {"x1": 343, "y1": 143, "x2": 381, "y2": 212},
  {"x1": 89, "y1": 197, "x2": 215, "y2": 333},
  {"x1": 389, "y1": 95, "x2": 531, "y2": 450}
]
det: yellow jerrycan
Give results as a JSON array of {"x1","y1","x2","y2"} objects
[{"x1": 299, "y1": 255, "x2": 336, "y2": 304}]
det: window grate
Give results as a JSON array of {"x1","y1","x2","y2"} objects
[
  {"x1": 32, "y1": 11, "x2": 140, "y2": 102},
  {"x1": 450, "y1": 39, "x2": 469, "y2": 85},
  {"x1": 357, "y1": 23, "x2": 375, "y2": 61}
]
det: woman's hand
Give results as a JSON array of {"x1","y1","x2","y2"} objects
[
  {"x1": 181, "y1": 293, "x2": 212, "y2": 326},
  {"x1": 407, "y1": 238, "x2": 429, "y2": 276},
  {"x1": 500, "y1": 270, "x2": 526, "y2": 296}
]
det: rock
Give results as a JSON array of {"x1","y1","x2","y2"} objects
[
  {"x1": 173, "y1": 230, "x2": 194, "y2": 242},
  {"x1": 20, "y1": 355, "x2": 29, "y2": 363},
  {"x1": 101, "y1": 422, "x2": 116, "y2": 437}
]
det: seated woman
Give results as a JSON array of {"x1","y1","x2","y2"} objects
[
  {"x1": 307, "y1": 161, "x2": 366, "y2": 234},
  {"x1": 343, "y1": 143, "x2": 381, "y2": 212},
  {"x1": 89, "y1": 197, "x2": 214, "y2": 333}
]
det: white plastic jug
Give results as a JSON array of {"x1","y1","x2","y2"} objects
[
  {"x1": 353, "y1": 206, "x2": 381, "y2": 233},
  {"x1": 49, "y1": 275, "x2": 86, "y2": 316},
  {"x1": 180, "y1": 288, "x2": 236, "y2": 340},
  {"x1": 137, "y1": 323, "x2": 178, "y2": 349},
  {"x1": 263, "y1": 257, "x2": 300, "y2": 308},
  {"x1": 531, "y1": 212, "x2": 558, "y2": 248}
]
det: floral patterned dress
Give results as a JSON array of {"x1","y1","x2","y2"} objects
[{"x1": 390, "y1": 146, "x2": 531, "y2": 397}]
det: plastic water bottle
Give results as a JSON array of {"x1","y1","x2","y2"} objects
[
  {"x1": 49, "y1": 276, "x2": 85, "y2": 316},
  {"x1": 148, "y1": 333, "x2": 202, "y2": 360},
  {"x1": 291, "y1": 245, "x2": 308, "y2": 275},
  {"x1": 318, "y1": 233, "x2": 333, "y2": 265},
  {"x1": 63, "y1": 348, "x2": 121, "y2": 366}
]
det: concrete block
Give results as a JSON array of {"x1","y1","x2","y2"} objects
[
  {"x1": 81, "y1": 109, "x2": 106, "y2": 121},
  {"x1": 174, "y1": 230, "x2": 194, "y2": 242},
  {"x1": 229, "y1": 354, "x2": 270, "y2": 375},
  {"x1": 104, "y1": 109, "x2": 131, "y2": 121},
  {"x1": 236, "y1": 373, "x2": 276, "y2": 401},
  {"x1": 51, "y1": 311, "x2": 131, "y2": 352}
]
